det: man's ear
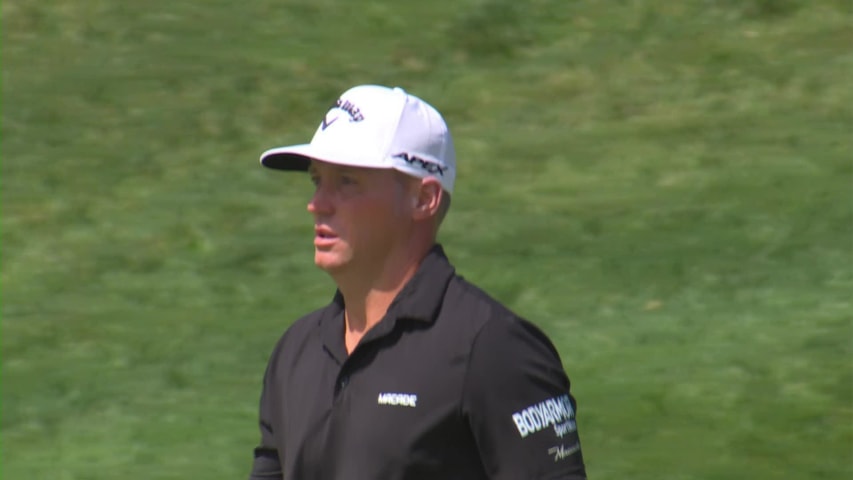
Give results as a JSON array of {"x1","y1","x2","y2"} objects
[{"x1": 412, "y1": 178, "x2": 443, "y2": 221}]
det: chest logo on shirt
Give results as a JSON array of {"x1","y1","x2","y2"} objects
[
  {"x1": 377, "y1": 392, "x2": 418, "y2": 408},
  {"x1": 511, "y1": 394, "x2": 576, "y2": 438}
]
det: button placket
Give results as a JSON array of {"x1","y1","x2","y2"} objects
[{"x1": 334, "y1": 369, "x2": 351, "y2": 398}]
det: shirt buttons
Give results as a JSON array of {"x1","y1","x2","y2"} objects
[{"x1": 339, "y1": 376, "x2": 349, "y2": 389}]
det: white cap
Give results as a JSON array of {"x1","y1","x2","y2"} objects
[{"x1": 260, "y1": 85, "x2": 456, "y2": 194}]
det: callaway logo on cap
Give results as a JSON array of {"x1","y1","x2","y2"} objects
[{"x1": 259, "y1": 85, "x2": 456, "y2": 194}]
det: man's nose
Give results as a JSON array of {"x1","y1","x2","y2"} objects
[{"x1": 307, "y1": 185, "x2": 334, "y2": 215}]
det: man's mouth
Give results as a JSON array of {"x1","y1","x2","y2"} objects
[{"x1": 314, "y1": 226, "x2": 338, "y2": 241}]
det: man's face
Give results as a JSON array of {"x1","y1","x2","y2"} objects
[{"x1": 307, "y1": 160, "x2": 414, "y2": 274}]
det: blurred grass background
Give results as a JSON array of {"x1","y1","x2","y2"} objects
[{"x1": 3, "y1": 0, "x2": 852, "y2": 478}]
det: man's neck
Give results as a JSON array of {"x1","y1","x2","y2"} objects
[{"x1": 334, "y1": 242, "x2": 432, "y2": 353}]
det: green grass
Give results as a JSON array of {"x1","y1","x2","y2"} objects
[{"x1": 3, "y1": 0, "x2": 852, "y2": 478}]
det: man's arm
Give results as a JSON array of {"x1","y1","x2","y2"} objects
[
  {"x1": 249, "y1": 363, "x2": 283, "y2": 479},
  {"x1": 250, "y1": 446, "x2": 282, "y2": 479},
  {"x1": 462, "y1": 316, "x2": 587, "y2": 479}
]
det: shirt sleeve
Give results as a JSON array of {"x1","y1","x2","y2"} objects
[
  {"x1": 462, "y1": 316, "x2": 587, "y2": 480},
  {"x1": 249, "y1": 361, "x2": 284, "y2": 479}
]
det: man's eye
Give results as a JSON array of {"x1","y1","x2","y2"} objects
[{"x1": 341, "y1": 176, "x2": 357, "y2": 185}]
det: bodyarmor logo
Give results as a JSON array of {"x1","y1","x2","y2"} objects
[
  {"x1": 511, "y1": 394, "x2": 576, "y2": 438},
  {"x1": 392, "y1": 153, "x2": 446, "y2": 176}
]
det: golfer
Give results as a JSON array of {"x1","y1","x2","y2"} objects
[{"x1": 249, "y1": 85, "x2": 587, "y2": 479}]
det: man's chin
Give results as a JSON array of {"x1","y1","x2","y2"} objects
[{"x1": 314, "y1": 251, "x2": 349, "y2": 273}]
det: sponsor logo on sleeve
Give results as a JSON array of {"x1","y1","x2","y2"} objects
[
  {"x1": 511, "y1": 394, "x2": 577, "y2": 439},
  {"x1": 377, "y1": 392, "x2": 418, "y2": 408},
  {"x1": 547, "y1": 442, "x2": 581, "y2": 462}
]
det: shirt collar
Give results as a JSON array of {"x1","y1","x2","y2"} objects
[
  {"x1": 385, "y1": 243, "x2": 456, "y2": 323},
  {"x1": 318, "y1": 244, "x2": 455, "y2": 360}
]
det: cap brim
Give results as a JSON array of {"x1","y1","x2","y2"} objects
[
  {"x1": 259, "y1": 145, "x2": 314, "y2": 171},
  {"x1": 260, "y1": 144, "x2": 392, "y2": 172}
]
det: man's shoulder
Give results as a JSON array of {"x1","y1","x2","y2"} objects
[
  {"x1": 444, "y1": 275, "x2": 521, "y2": 323},
  {"x1": 267, "y1": 301, "x2": 337, "y2": 358},
  {"x1": 443, "y1": 274, "x2": 561, "y2": 357},
  {"x1": 288, "y1": 303, "x2": 333, "y2": 334},
  {"x1": 443, "y1": 273, "x2": 525, "y2": 330}
]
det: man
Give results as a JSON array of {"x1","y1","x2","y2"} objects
[{"x1": 251, "y1": 84, "x2": 587, "y2": 479}]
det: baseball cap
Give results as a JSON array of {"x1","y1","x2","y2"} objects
[{"x1": 260, "y1": 85, "x2": 456, "y2": 194}]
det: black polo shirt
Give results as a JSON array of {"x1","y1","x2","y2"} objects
[{"x1": 249, "y1": 245, "x2": 586, "y2": 479}]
